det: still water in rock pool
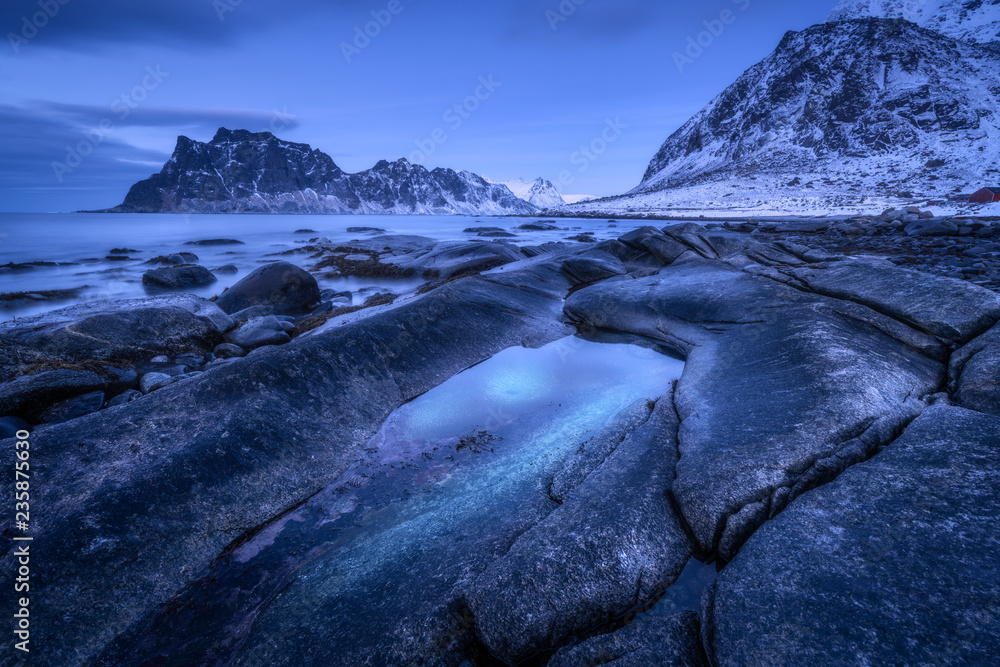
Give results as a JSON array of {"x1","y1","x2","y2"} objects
[{"x1": 100, "y1": 336, "x2": 686, "y2": 664}]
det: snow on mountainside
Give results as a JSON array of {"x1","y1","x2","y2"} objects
[
  {"x1": 564, "y1": 18, "x2": 1000, "y2": 216},
  {"x1": 828, "y1": 0, "x2": 1000, "y2": 44},
  {"x1": 109, "y1": 129, "x2": 538, "y2": 215},
  {"x1": 487, "y1": 177, "x2": 566, "y2": 209}
]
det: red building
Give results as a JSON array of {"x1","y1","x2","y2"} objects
[{"x1": 970, "y1": 187, "x2": 1000, "y2": 204}]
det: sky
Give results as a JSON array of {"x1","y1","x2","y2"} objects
[{"x1": 0, "y1": 0, "x2": 835, "y2": 212}]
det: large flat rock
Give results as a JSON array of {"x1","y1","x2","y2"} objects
[
  {"x1": 705, "y1": 405, "x2": 1000, "y2": 665},
  {"x1": 565, "y1": 256, "x2": 944, "y2": 560},
  {"x1": 465, "y1": 396, "x2": 692, "y2": 664},
  {"x1": 789, "y1": 258, "x2": 1000, "y2": 343}
]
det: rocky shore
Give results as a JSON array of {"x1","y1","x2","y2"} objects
[{"x1": 1, "y1": 218, "x2": 999, "y2": 665}]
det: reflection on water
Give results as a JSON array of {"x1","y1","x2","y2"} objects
[{"x1": 100, "y1": 337, "x2": 684, "y2": 664}]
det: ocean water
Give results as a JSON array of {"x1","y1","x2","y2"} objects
[{"x1": 0, "y1": 212, "x2": 638, "y2": 321}]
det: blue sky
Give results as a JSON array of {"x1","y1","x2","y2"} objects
[{"x1": 0, "y1": 0, "x2": 834, "y2": 212}]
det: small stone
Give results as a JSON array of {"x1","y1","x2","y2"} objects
[
  {"x1": 39, "y1": 391, "x2": 105, "y2": 424},
  {"x1": 150, "y1": 355, "x2": 171, "y2": 364},
  {"x1": 225, "y1": 317, "x2": 292, "y2": 350},
  {"x1": 140, "y1": 373, "x2": 176, "y2": 394},
  {"x1": 106, "y1": 390, "x2": 142, "y2": 408},
  {"x1": 213, "y1": 343, "x2": 246, "y2": 359}
]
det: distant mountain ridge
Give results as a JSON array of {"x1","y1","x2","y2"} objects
[
  {"x1": 108, "y1": 128, "x2": 538, "y2": 215},
  {"x1": 486, "y1": 177, "x2": 566, "y2": 209}
]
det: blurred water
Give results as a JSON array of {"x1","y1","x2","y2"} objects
[{"x1": 0, "y1": 212, "x2": 636, "y2": 321}]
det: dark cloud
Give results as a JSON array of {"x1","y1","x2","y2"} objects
[
  {"x1": 0, "y1": 101, "x2": 301, "y2": 211},
  {"x1": 1, "y1": 0, "x2": 372, "y2": 52}
]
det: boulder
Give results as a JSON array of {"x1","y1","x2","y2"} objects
[
  {"x1": 705, "y1": 406, "x2": 1000, "y2": 665},
  {"x1": 390, "y1": 241, "x2": 526, "y2": 280},
  {"x1": 0, "y1": 295, "x2": 233, "y2": 379},
  {"x1": 106, "y1": 390, "x2": 142, "y2": 408},
  {"x1": 142, "y1": 265, "x2": 217, "y2": 288},
  {"x1": 183, "y1": 239, "x2": 244, "y2": 246},
  {"x1": 39, "y1": 391, "x2": 106, "y2": 424},
  {"x1": 548, "y1": 612, "x2": 707, "y2": 667},
  {"x1": 561, "y1": 252, "x2": 628, "y2": 285},
  {"x1": 0, "y1": 367, "x2": 137, "y2": 422},
  {"x1": 517, "y1": 221, "x2": 560, "y2": 231},
  {"x1": 905, "y1": 219, "x2": 959, "y2": 237},
  {"x1": 214, "y1": 262, "x2": 321, "y2": 316},
  {"x1": 140, "y1": 372, "x2": 176, "y2": 394},
  {"x1": 619, "y1": 226, "x2": 666, "y2": 249},
  {"x1": 225, "y1": 317, "x2": 292, "y2": 350},
  {"x1": 213, "y1": 343, "x2": 247, "y2": 359},
  {"x1": 466, "y1": 397, "x2": 693, "y2": 664}
]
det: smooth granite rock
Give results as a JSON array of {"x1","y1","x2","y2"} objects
[
  {"x1": 788, "y1": 258, "x2": 1000, "y2": 343},
  {"x1": 548, "y1": 612, "x2": 708, "y2": 667},
  {"x1": 224, "y1": 317, "x2": 292, "y2": 350},
  {"x1": 215, "y1": 261, "x2": 321, "y2": 316},
  {"x1": 561, "y1": 252, "x2": 628, "y2": 285},
  {"x1": 950, "y1": 322, "x2": 1000, "y2": 417},
  {"x1": 466, "y1": 396, "x2": 692, "y2": 664},
  {"x1": 565, "y1": 256, "x2": 943, "y2": 560},
  {"x1": 705, "y1": 405, "x2": 1000, "y2": 666}
]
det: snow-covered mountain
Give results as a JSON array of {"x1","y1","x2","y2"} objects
[
  {"x1": 109, "y1": 129, "x2": 538, "y2": 215},
  {"x1": 564, "y1": 18, "x2": 1000, "y2": 216},
  {"x1": 828, "y1": 0, "x2": 1000, "y2": 44},
  {"x1": 487, "y1": 177, "x2": 565, "y2": 209}
]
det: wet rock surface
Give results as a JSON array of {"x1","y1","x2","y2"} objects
[{"x1": 466, "y1": 396, "x2": 692, "y2": 664}]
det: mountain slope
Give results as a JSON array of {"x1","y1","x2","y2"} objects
[
  {"x1": 110, "y1": 129, "x2": 537, "y2": 215},
  {"x1": 565, "y1": 18, "x2": 1000, "y2": 215},
  {"x1": 828, "y1": 0, "x2": 1000, "y2": 44}
]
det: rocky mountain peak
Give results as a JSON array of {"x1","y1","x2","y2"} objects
[{"x1": 109, "y1": 130, "x2": 535, "y2": 215}]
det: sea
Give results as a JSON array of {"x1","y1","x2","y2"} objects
[{"x1": 0, "y1": 212, "x2": 643, "y2": 322}]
